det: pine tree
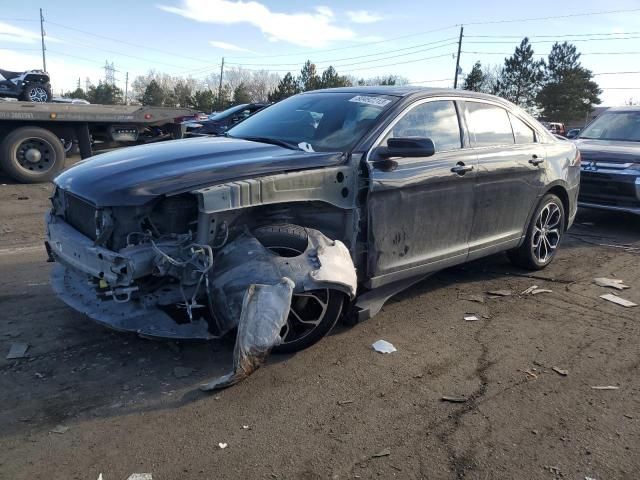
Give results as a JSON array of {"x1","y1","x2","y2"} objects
[
  {"x1": 233, "y1": 82, "x2": 252, "y2": 104},
  {"x1": 537, "y1": 42, "x2": 602, "y2": 123},
  {"x1": 462, "y1": 62, "x2": 486, "y2": 92},
  {"x1": 141, "y1": 80, "x2": 165, "y2": 106},
  {"x1": 495, "y1": 38, "x2": 544, "y2": 111},
  {"x1": 268, "y1": 73, "x2": 301, "y2": 102},
  {"x1": 87, "y1": 82, "x2": 123, "y2": 105},
  {"x1": 319, "y1": 66, "x2": 351, "y2": 88},
  {"x1": 192, "y1": 89, "x2": 215, "y2": 112},
  {"x1": 299, "y1": 60, "x2": 321, "y2": 91}
]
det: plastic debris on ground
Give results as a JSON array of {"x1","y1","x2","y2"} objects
[
  {"x1": 521, "y1": 285, "x2": 538, "y2": 295},
  {"x1": 552, "y1": 366, "x2": 568, "y2": 376},
  {"x1": 372, "y1": 339, "x2": 397, "y2": 354},
  {"x1": 464, "y1": 314, "x2": 479, "y2": 321},
  {"x1": 372, "y1": 448, "x2": 391, "y2": 458},
  {"x1": 599, "y1": 293, "x2": 637, "y2": 308},
  {"x1": 127, "y1": 475, "x2": 153, "y2": 480},
  {"x1": 6, "y1": 342, "x2": 29, "y2": 360},
  {"x1": 218, "y1": 442, "x2": 228, "y2": 449},
  {"x1": 531, "y1": 288, "x2": 552, "y2": 295},
  {"x1": 594, "y1": 277, "x2": 629, "y2": 290},
  {"x1": 460, "y1": 293, "x2": 485, "y2": 303},
  {"x1": 591, "y1": 385, "x2": 620, "y2": 390},
  {"x1": 441, "y1": 395, "x2": 467, "y2": 403},
  {"x1": 50, "y1": 425, "x2": 69, "y2": 434},
  {"x1": 487, "y1": 290, "x2": 512, "y2": 297},
  {"x1": 201, "y1": 279, "x2": 294, "y2": 391}
]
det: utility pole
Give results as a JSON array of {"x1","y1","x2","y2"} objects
[
  {"x1": 125, "y1": 72, "x2": 129, "y2": 105},
  {"x1": 453, "y1": 25, "x2": 464, "y2": 89},
  {"x1": 39, "y1": 8, "x2": 47, "y2": 71},
  {"x1": 217, "y1": 57, "x2": 225, "y2": 110}
]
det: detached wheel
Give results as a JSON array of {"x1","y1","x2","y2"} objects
[
  {"x1": 507, "y1": 193, "x2": 565, "y2": 270},
  {"x1": 20, "y1": 82, "x2": 51, "y2": 102},
  {"x1": 253, "y1": 224, "x2": 346, "y2": 353},
  {"x1": 0, "y1": 127, "x2": 65, "y2": 183}
]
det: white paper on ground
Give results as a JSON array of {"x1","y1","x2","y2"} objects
[
  {"x1": 600, "y1": 293, "x2": 637, "y2": 308},
  {"x1": 372, "y1": 340, "x2": 397, "y2": 353}
]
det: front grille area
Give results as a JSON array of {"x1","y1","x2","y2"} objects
[
  {"x1": 64, "y1": 193, "x2": 98, "y2": 240},
  {"x1": 579, "y1": 172, "x2": 640, "y2": 207}
]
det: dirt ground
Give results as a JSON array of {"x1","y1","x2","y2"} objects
[{"x1": 0, "y1": 159, "x2": 639, "y2": 480}]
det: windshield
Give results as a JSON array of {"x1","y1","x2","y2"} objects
[
  {"x1": 579, "y1": 111, "x2": 640, "y2": 142},
  {"x1": 227, "y1": 92, "x2": 398, "y2": 152},
  {"x1": 210, "y1": 104, "x2": 249, "y2": 121}
]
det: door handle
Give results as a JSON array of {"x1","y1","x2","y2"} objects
[
  {"x1": 451, "y1": 162, "x2": 474, "y2": 175},
  {"x1": 529, "y1": 155, "x2": 545, "y2": 166}
]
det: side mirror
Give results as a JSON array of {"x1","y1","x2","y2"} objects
[{"x1": 374, "y1": 137, "x2": 436, "y2": 159}]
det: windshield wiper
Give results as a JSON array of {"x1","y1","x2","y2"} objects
[{"x1": 227, "y1": 134, "x2": 302, "y2": 151}]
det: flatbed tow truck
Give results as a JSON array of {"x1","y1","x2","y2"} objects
[{"x1": 0, "y1": 100, "x2": 196, "y2": 183}]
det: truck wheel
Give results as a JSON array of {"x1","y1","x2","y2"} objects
[
  {"x1": 507, "y1": 193, "x2": 565, "y2": 270},
  {"x1": 253, "y1": 224, "x2": 346, "y2": 353},
  {"x1": 0, "y1": 127, "x2": 66, "y2": 183},
  {"x1": 20, "y1": 82, "x2": 52, "y2": 102}
]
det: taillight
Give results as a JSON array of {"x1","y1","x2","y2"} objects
[{"x1": 571, "y1": 150, "x2": 581, "y2": 167}]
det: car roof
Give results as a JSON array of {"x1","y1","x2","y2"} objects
[
  {"x1": 602, "y1": 106, "x2": 640, "y2": 113},
  {"x1": 302, "y1": 86, "x2": 507, "y2": 103}
]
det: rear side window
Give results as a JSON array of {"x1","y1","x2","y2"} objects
[
  {"x1": 509, "y1": 113, "x2": 536, "y2": 144},
  {"x1": 382, "y1": 100, "x2": 462, "y2": 152},
  {"x1": 467, "y1": 102, "x2": 515, "y2": 146}
]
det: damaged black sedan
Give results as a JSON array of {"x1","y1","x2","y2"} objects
[{"x1": 46, "y1": 87, "x2": 580, "y2": 357}]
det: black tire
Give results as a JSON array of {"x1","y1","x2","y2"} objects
[
  {"x1": 19, "y1": 82, "x2": 51, "y2": 102},
  {"x1": 0, "y1": 127, "x2": 66, "y2": 183},
  {"x1": 507, "y1": 193, "x2": 565, "y2": 270},
  {"x1": 253, "y1": 224, "x2": 345, "y2": 353}
]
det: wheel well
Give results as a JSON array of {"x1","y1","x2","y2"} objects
[{"x1": 547, "y1": 185, "x2": 570, "y2": 229}]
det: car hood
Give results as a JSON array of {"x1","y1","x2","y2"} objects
[
  {"x1": 574, "y1": 138, "x2": 640, "y2": 163},
  {"x1": 54, "y1": 137, "x2": 344, "y2": 206}
]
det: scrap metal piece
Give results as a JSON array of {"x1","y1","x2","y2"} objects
[{"x1": 201, "y1": 278, "x2": 294, "y2": 391}]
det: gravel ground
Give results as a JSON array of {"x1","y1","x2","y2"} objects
[{"x1": 0, "y1": 160, "x2": 638, "y2": 480}]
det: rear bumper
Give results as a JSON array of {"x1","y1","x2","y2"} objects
[{"x1": 578, "y1": 169, "x2": 640, "y2": 215}]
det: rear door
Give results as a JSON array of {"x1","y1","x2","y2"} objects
[
  {"x1": 464, "y1": 101, "x2": 546, "y2": 259},
  {"x1": 366, "y1": 98, "x2": 477, "y2": 287}
]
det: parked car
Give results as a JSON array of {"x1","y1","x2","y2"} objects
[
  {"x1": 45, "y1": 87, "x2": 580, "y2": 352},
  {"x1": 575, "y1": 106, "x2": 640, "y2": 215},
  {"x1": 566, "y1": 128, "x2": 581, "y2": 139},
  {"x1": 0, "y1": 68, "x2": 52, "y2": 102},
  {"x1": 185, "y1": 103, "x2": 268, "y2": 136},
  {"x1": 546, "y1": 122, "x2": 567, "y2": 136}
]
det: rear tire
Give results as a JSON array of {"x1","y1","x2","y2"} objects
[
  {"x1": 253, "y1": 224, "x2": 345, "y2": 353},
  {"x1": 19, "y1": 82, "x2": 51, "y2": 102},
  {"x1": 0, "y1": 127, "x2": 66, "y2": 183},
  {"x1": 507, "y1": 193, "x2": 565, "y2": 270}
]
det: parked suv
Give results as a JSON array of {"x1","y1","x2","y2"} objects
[
  {"x1": 575, "y1": 107, "x2": 640, "y2": 215},
  {"x1": 46, "y1": 87, "x2": 580, "y2": 351}
]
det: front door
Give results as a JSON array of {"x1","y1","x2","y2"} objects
[
  {"x1": 463, "y1": 101, "x2": 546, "y2": 259},
  {"x1": 366, "y1": 99, "x2": 477, "y2": 287}
]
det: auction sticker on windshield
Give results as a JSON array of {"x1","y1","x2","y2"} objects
[{"x1": 349, "y1": 96, "x2": 391, "y2": 107}]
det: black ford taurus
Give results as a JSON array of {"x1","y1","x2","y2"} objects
[{"x1": 46, "y1": 87, "x2": 580, "y2": 352}]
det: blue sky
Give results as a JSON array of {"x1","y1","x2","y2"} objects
[{"x1": 1, "y1": 0, "x2": 639, "y2": 105}]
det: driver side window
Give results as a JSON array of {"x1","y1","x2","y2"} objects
[{"x1": 382, "y1": 100, "x2": 462, "y2": 152}]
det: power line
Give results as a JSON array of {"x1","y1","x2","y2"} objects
[
  {"x1": 225, "y1": 37, "x2": 459, "y2": 67},
  {"x1": 466, "y1": 31, "x2": 640, "y2": 38},
  {"x1": 462, "y1": 50, "x2": 640, "y2": 56},
  {"x1": 47, "y1": 49, "x2": 122, "y2": 70},
  {"x1": 466, "y1": 35, "x2": 640, "y2": 44},
  {"x1": 44, "y1": 20, "x2": 214, "y2": 66},
  {"x1": 0, "y1": 17, "x2": 38, "y2": 22},
  {"x1": 462, "y1": 7, "x2": 640, "y2": 26}
]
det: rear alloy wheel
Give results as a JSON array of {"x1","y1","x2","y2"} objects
[
  {"x1": 507, "y1": 193, "x2": 565, "y2": 270},
  {"x1": 20, "y1": 82, "x2": 51, "y2": 102},
  {"x1": 253, "y1": 225, "x2": 345, "y2": 353}
]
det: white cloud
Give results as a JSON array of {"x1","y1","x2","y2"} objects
[
  {"x1": 346, "y1": 10, "x2": 383, "y2": 24},
  {"x1": 0, "y1": 21, "x2": 63, "y2": 45},
  {"x1": 209, "y1": 40, "x2": 253, "y2": 53},
  {"x1": 157, "y1": 0, "x2": 355, "y2": 48}
]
